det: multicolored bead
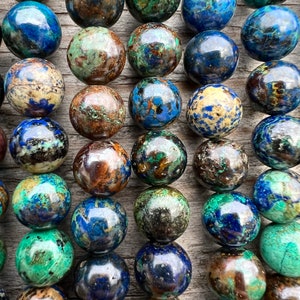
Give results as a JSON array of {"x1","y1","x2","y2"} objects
[
  {"x1": 0, "y1": 240, "x2": 6, "y2": 272},
  {"x1": 17, "y1": 286, "x2": 67, "y2": 300},
  {"x1": 243, "y1": 0, "x2": 286, "y2": 8},
  {"x1": 0, "y1": 181, "x2": 9, "y2": 218}
]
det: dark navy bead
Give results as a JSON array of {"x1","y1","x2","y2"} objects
[{"x1": 0, "y1": 289, "x2": 9, "y2": 300}]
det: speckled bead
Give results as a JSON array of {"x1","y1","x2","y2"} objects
[
  {"x1": 127, "y1": 23, "x2": 182, "y2": 77},
  {"x1": 131, "y1": 130, "x2": 187, "y2": 186},
  {"x1": 2, "y1": 1, "x2": 61, "y2": 58},
  {"x1": 15, "y1": 228, "x2": 74, "y2": 287},
  {"x1": 252, "y1": 115, "x2": 300, "y2": 169},
  {"x1": 202, "y1": 192, "x2": 261, "y2": 247},
  {"x1": 74, "y1": 253, "x2": 130, "y2": 300},
  {"x1": 71, "y1": 197, "x2": 127, "y2": 253},
  {"x1": 182, "y1": 0, "x2": 237, "y2": 33},
  {"x1": 0, "y1": 128, "x2": 7, "y2": 162},
  {"x1": 134, "y1": 186, "x2": 190, "y2": 243},
  {"x1": 243, "y1": 0, "x2": 286, "y2": 8},
  {"x1": 9, "y1": 117, "x2": 69, "y2": 174},
  {"x1": 241, "y1": 5, "x2": 300, "y2": 61},
  {"x1": 4, "y1": 58, "x2": 65, "y2": 117},
  {"x1": 186, "y1": 84, "x2": 242, "y2": 138},
  {"x1": 0, "y1": 240, "x2": 6, "y2": 272},
  {"x1": 184, "y1": 31, "x2": 239, "y2": 85},
  {"x1": 135, "y1": 242, "x2": 192, "y2": 298},
  {"x1": 17, "y1": 286, "x2": 67, "y2": 300},
  {"x1": 126, "y1": 0, "x2": 180, "y2": 23},
  {"x1": 0, "y1": 181, "x2": 9, "y2": 218},
  {"x1": 193, "y1": 138, "x2": 248, "y2": 192},
  {"x1": 67, "y1": 26, "x2": 126, "y2": 85},
  {"x1": 65, "y1": 0, "x2": 124, "y2": 28},
  {"x1": 260, "y1": 221, "x2": 300, "y2": 277},
  {"x1": 246, "y1": 60, "x2": 300, "y2": 115},
  {"x1": 208, "y1": 248, "x2": 266, "y2": 300},
  {"x1": 69, "y1": 85, "x2": 125, "y2": 140},
  {"x1": 73, "y1": 140, "x2": 131, "y2": 196},
  {"x1": 129, "y1": 77, "x2": 182, "y2": 130},
  {"x1": 0, "y1": 289, "x2": 9, "y2": 300},
  {"x1": 0, "y1": 75, "x2": 4, "y2": 108}
]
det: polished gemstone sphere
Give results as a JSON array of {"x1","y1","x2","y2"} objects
[
  {"x1": 0, "y1": 181, "x2": 9, "y2": 218},
  {"x1": 2, "y1": 1, "x2": 61, "y2": 58},
  {"x1": 0, "y1": 75, "x2": 4, "y2": 108},
  {"x1": 9, "y1": 118, "x2": 69, "y2": 174},
  {"x1": 0, "y1": 128, "x2": 6, "y2": 162},
  {"x1": 127, "y1": 23, "x2": 182, "y2": 77},
  {"x1": 243, "y1": 0, "x2": 286, "y2": 8},
  {"x1": 246, "y1": 60, "x2": 300, "y2": 115},
  {"x1": 17, "y1": 286, "x2": 67, "y2": 300},
  {"x1": 4, "y1": 58, "x2": 65, "y2": 117},
  {"x1": 252, "y1": 115, "x2": 300, "y2": 169},
  {"x1": 241, "y1": 5, "x2": 300, "y2": 61},
  {"x1": 65, "y1": 0, "x2": 124, "y2": 28},
  {"x1": 15, "y1": 229, "x2": 74, "y2": 287},
  {"x1": 0, "y1": 240, "x2": 6, "y2": 272},
  {"x1": 129, "y1": 77, "x2": 182, "y2": 130},
  {"x1": 69, "y1": 85, "x2": 125, "y2": 140},
  {"x1": 73, "y1": 140, "x2": 131, "y2": 196},
  {"x1": 67, "y1": 27, "x2": 126, "y2": 85},
  {"x1": 184, "y1": 30, "x2": 239, "y2": 85},
  {"x1": 186, "y1": 84, "x2": 242, "y2": 138},
  {"x1": 0, "y1": 289, "x2": 8, "y2": 300}
]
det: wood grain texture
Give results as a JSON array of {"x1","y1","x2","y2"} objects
[{"x1": 0, "y1": 0, "x2": 299, "y2": 299}]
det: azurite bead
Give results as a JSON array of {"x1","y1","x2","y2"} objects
[
  {"x1": 241, "y1": 5, "x2": 300, "y2": 61},
  {"x1": 0, "y1": 181, "x2": 9, "y2": 218},
  {"x1": 17, "y1": 286, "x2": 67, "y2": 300},
  {"x1": 243, "y1": 0, "x2": 286, "y2": 8},
  {"x1": 2, "y1": 1, "x2": 61, "y2": 58}
]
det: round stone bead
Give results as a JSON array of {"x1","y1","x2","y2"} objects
[
  {"x1": 71, "y1": 197, "x2": 127, "y2": 253},
  {"x1": 182, "y1": 0, "x2": 237, "y2": 33},
  {"x1": 67, "y1": 27, "x2": 126, "y2": 85},
  {"x1": 208, "y1": 248, "x2": 266, "y2": 300},
  {"x1": 4, "y1": 58, "x2": 65, "y2": 117},
  {"x1": 246, "y1": 60, "x2": 300, "y2": 115},
  {"x1": 126, "y1": 0, "x2": 180, "y2": 23},
  {"x1": 252, "y1": 115, "x2": 300, "y2": 169},
  {"x1": 74, "y1": 253, "x2": 130, "y2": 300},
  {"x1": 243, "y1": 0, "x2": 286, "y2": 8},
  {"x1": 0, "y1": 240, "x2": 6, "y2": 272},
  {"x1": 15, "y1": 228, "x2": 74, "y2": 287},
  {"x1": 12, "y1": 173, "x2": 71, "y2": 229},
  {"x1": 0, "y1": 181, "x2": 9, "y2": 218},
  {"x1": 0, "y1": 289, "x2": 9, "y2": 300},
  {"x1": 184, "y1": 30, "x2": 239, "y2": 85},
  {"x1": 260, "y1": 221, "x2": 300, "y2": 277},
  {"x1": 127, "y1": 23, "x2": 182, "y2": 77},
  {"x1": 135, "y1": 242, "x2": 192, "y2": 298},
  {"x1": 241, "y1": 5, "x2": 300, "y2": 61},
  {"x1": 9, "y1": 117, "x2": 69, "y2": 174},
  {"x1": 0, "y1": 75, "x2": 4, "y2": 108},
  {"x1": 2, "y1": 1, "x2": 61, "y2": 58},
  {"x1": 131, "y1": 130, "x2": 187, "y2": 186},
  {"x1": 202, "y1": 192, "x2": 261, "y2": 247},
  {"x1": 69, "y1": 85, "x2": 125, "y2": 140},
  {"x1": 65, "y1": 0, "x2": 124, "y2": 28},
  {"x1": 0, "y1": 128, "x2": 7, "y2": 162},
  {"x1": 73, "y1": 140, "x2": 131, "y2": 196},
  {"x1": 193, "y1": 138, "x2": 248, "y2": 192},
  {"x1": 17, "y1": 286, "x2": 67, "y2": 300},
  {"x1": 186, "y1": 84, "x2": 242, "y2": 138},
  {"x1": 129, "y1": 77, "x2": 182, "y2": 130},
  {"x1": 134, "y1": 186, "x2": 190, "y2": 243},
  {"x1": 253, "y1": 169, "x2": 300, "y2": 223}
]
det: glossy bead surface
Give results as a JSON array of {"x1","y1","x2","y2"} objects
[
  {"x1": 71, "y1": 197, "x2": 127, "y2": 253},
  {"x1": 193, "y1": 138, "x2": 248, "y2": 192},
  {"x1": 12, "y1": 173, "x2": 71, "y2": 229},
  {"x1": 65, "y1": 0, "x2": 124, "y2": 28},
  {"x1": 70, "y1": 85, "x2": 125, "y2": 140},
  {"x1": 0, "y1": 181, "x2": 9, "y2": 218},
  {"x1": 9, "y1": 118, "x2": 69, "y2": 174},
  {"x1": 17, "y1": 286, "x2": 67, "y2": 300},
  {"x1": 252, "y1": 115, "x2": 300, "y2": 169},
  {"x1": 186, "y1": 84, "x2": 242, "y2": 138},
  {"x1": 129, "y1": 77, "x2": 182, "y2": 130},
  {"x1": 15, "y1": 229, "x2": 74, "y2": 287},
  {"x1": 67, "y1": 27, "x2": 125, "y2": 85},
  {"x1": 127, "y1": 23, "x2": 182, "y2": 77},
  {"x1": 0, "y1": 240, "x2": 6, "y2": 272},
  {"x1": 134, "y1": 186, "x2": 190, "y2": 243},
  {"x1": 184, "y1": 30, "x2": 239, "y2": 85},
  {"x1": 0, "y1": 75, "x2": 4, "y2": 108},
  {"x1": 202, "y1": 192, "x2": 261, "y2": 247},
  {"x1": 241, "y1": 5, "x2": 300, "y2": 61},
  {"x1": 131, "y1": 130, "x2": 187, "y2": 186},
  {"x1": 2, "y1": 1, "x2": 61, "y2": 58},
  {"x1": 243, "y1": 0, "x2": 286, "y2": 8},
  {"x1": 182, "y1": 0, "x2": 237, "y2": 33},
  {"x1": 73, "y1": 140, "x2": 131, "y2": 196},
  {"x1": 208, "y1": 248, "x2": 266, "y2": 300},
  {"x1": 4, "y1": 58, "x2": 64, "y2": 117},
  {"x1": 126, "y1": 0, "x2": 180, "y2": 23},
  {"x1": 246, "y1": 60, "x2": 300, "y2": 115},
  {"x1": 74, "y1": 253, "x2": 130, "y2": 300},
  {"x1": 135, "y1": 242, "x2": 192, "y2": 298},
  {"x1": 0, "y1": 128, "x2": 7, "y2": 163},
  {"x1": 260, "y1": 221, "x2": 300, "y2": 277},
  {"x1": 0, "y1": 289, "x2": 9, "y2": 300}
]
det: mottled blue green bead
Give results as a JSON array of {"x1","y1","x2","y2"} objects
[{"x1": 0, "y1": 240, "x2": 6, "y2": 272}]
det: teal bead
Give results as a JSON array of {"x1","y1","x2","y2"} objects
[{"x1": 0, "y1": 239, "x2": 6, "y2": 272}]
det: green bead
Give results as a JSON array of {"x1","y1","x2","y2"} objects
[{"x1": 0, "y1": 239, "x2": 6, "y2": 272}]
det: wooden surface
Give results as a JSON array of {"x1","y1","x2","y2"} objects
[{"x1": 0, "y1": 0, "x2": 300, "y2": 299}]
